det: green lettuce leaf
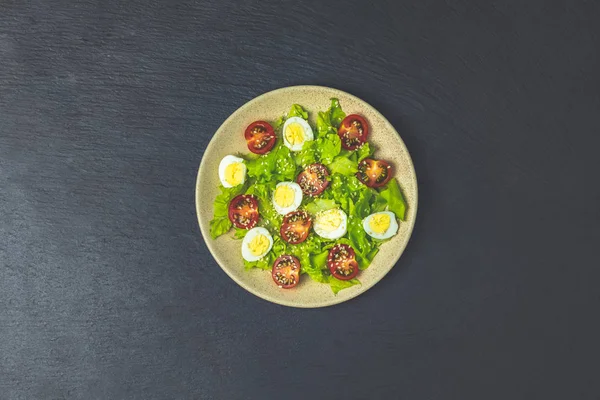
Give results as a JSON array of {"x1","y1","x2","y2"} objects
[
  {"x1": 233, "y1": 228, "x2": 247, "y2": 239},
  {"x1": 210, "y1": 218, "x2": 232, "y2": 240},
  {"x1": 288, "y1": 104, "x2": 309, "y2": 120},
  {"x1": 305, "y1": 198, "x2": 337, "y2": 215},
  {"x1": 247, "y1": 142, "x2": 297, "y2": 183},
  {"x1": 357, "y1": 142, "x2": 374, "y2": 161},
  {"x1": 274, "y1": 104, "x2": 309, "y2": 134},
  {"x1": 294, "y1": 141, "x2": 318, "y2": 167},
  {"x1": 353, "y1": 188, "x2": 373, "y2": 219},
  {"x1": 310, "y1": 250, "x2": 329, "y2": 270},
  {"x1": 327, "y1": 276, "x2": 361, "y2": 295},
  {"x1": 244, "y1": 253, "x2": 274, "y2": 271},
  {"x1": 379, "y1": 178, "x2": 407, "y2": 220},
  {"x1": 329, "y1": 156, "x2": 358, "y2": 176},
  {"x1": 245, "y1": 182, "x2": 281, "y2": 231},
  {"x1": 273, "y1": 115, "x2": 285, "y2": 132},
  {"x1": 316, "y1": 134, "x2": 341, "y2": 165},
  {"x1": 346, "y1": 217, "x2": 374, "y2": 259},
  {"x1": 210, "y1": 184, "x2": 247, "y2": 239},
  {"x1": 303, "y1": 262, "x2": 328, "y2": 283},
  {"x1": 328, "y1": 98, "x2": 346, "y2": 128},
  {"x1": 371, "y1": 191, "x2": 388, "y2": 213},
  {"x1": 316, "y1": 98, "x2": 346, "y2": 137}
]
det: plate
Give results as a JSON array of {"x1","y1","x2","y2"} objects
[{"x1": 196, "y1": 86, "x2": 417, "y2": 307}]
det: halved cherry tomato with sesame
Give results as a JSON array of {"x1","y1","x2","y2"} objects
[
  {"x1": 228, "y1": 194, "x2": 259, "y2": 229},
  {"x1": 327, "y1": 244, "x2": 359, "y2": 281},
  {"x1": 244, "y1": 121, "x2": 276, "y2": 154},
  {"x1": 338, "y1": 114, "x2": 369, "y2": 150},
  {"x1": 356, "y1": 158, "x2": 392, "y2": 188},
  {"x1": 272, "y1": 255, "x2": 301, "y2": 288},
  {"x1": 280, "y1": 210, "x2": 312, "y2": 244},
  {"x1": 296, "y1": 163, "x2": 330, "y2": 197}
]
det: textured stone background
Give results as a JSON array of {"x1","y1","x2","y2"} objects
[{"x1": 1, "y1": 0, "x2": 599, "y2": 399}]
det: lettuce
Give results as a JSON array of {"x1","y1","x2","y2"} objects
[
  {"x1": 273, "y1": 115, "x2": 285, "y2": 132},
  {"x1": 329, "y1": 156, "x2": 358, "y2": 176},
  {"x1": 328, "y1": 174, "x2": 368, "y2": 215},
  {"x1": 327, "y1": 277, "x2": 361, "y2": 295},
  {"x1": 299, "y1": 243, "x2": 362, "y2": 295},
  {"x1": 244, "y1": 254, "x2": 273, "y2": 271},
  {"x1": 294, "y1": 141, "x2": 318, "y2": 167},
  {"x1": 209, "y1": 99, "x2": 408, "y2": 295},
  {"x1": 294, "y1": 133, "x2": 341, "y2": 167},
  {"x1": 328, "y1": 98, "x2": 346, "y2": 128},
  {"x1": 379, "y1": 178, "x2": 407, "y2": 220},
  {"x1": 305, "y1": 198, "x2": 337, "y2": 215},
  {"x1": 274, "y1": 104, "x2": 309, "y2": 133},
  {"x1": 371, "y1": 191, "x2": 388, "y2": 213},
  {"x1": 247, "y1": 142, "x2": 296, "y2": 183},
  {"x1": 317, "y1": 98, "x2": 346, "y2": 137},
  {"x1": 316, "y1": 134, "x2": 341, "y2": 165},
  {"x1": 353, "y1": 188, "x2": 373, "y2": 219},
  {"x1": 357, "y1": 142, "x2": 374, "y2": 162},
  {"x1": 233, "y1": 228, "x2": 247, "y2": 239},
  {"x1": 209, "y1": 184, "x2": 246, "y2": 239},
  {"x1": 210, "y1": 218, "x2": 232, "y2": 240},
  {"x1": 288, "y1": 104, "x2": 309, "y2": 120},
  {"x1": 245, "y1": 182, "x2": 281, "y2": 231}
]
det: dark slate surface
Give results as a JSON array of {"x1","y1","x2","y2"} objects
[{"x1": 1, "y1": 1, "x2": 599, "y2": 399}]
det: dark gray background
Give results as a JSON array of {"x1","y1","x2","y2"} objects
[{"x1": 1, "y1": 0, "x2": 599, "y2": 399}]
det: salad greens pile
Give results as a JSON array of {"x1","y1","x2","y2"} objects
[{"x1": 210, "y1": 99, "x2": 407, "y2": 294}]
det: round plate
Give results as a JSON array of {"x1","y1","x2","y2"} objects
[{"x1": 196, "y1": 86, "x2": 417, "y2": 308}]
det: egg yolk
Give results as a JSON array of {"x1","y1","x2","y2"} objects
[
  {"x1": 285, "y1": 123, "x2": 305, "y2": 146},
  {"x1": 274, "y1": 185, "x2": 295, "y2": 207},
  {"x1": 369, "y1": 213, "x2": 391, "y2": 234},
  {"x1": 318, "y1": 209, "x2": 342, "y2": 232},
  {"x1": 224, "y1": 162, "x2": 244, "y2": 186},
  {"x1": 248, "y1": 234, "x2": 269, "y2": 256}
]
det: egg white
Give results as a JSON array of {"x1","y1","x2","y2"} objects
[
  {"x1": 218, "y1": 155, "x2": 246, "y2": 188},
  {"x1": 272, "y1": 182, "x2": 303, "y2": 215},
  {"x1": 314, "y1": 208, "x2": 348, "y2": 240},
  {"x1": 282, "y1": 116, "x2": 314, "y2": 152},
  {"x1": 241, "y1": 227, "x2": 273, "y2": 262},
  {"x1": 362, "y1": 211, "x2": 398, "y2": 240}
]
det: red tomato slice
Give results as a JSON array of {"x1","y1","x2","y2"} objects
[
  {"x1": 228, "y1": 194, "x2": 259, "y2": 229},
  {"x1": 244, "y1": 121, "x2": 276, "y2": 154},
  {"x1": 338, "y1": 114, "x2": 369, "y2": 151},
  {"x1": 356, "y1": 158, "x2": 392, "y2": 188},
  {"x1": 296, "y1": 163, "x2": 330, "y2": 197},
  {"x1": 280, "y1": 211, "x2": 312, "y2": 244},
  {"x1": 272, "y1": 255, "x2": 301, "y2": 288},
  {"x1": 327, "y1": 244, "x2": 359, "y2": 280}
]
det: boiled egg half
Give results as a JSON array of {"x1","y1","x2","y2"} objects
[
  {"x1": 282, "y1": 116, "x2": 314, "y2": 152},
  {"x1": 362, "y1": 211, "x2": 398, "y2": 240},
  {"x1": 314, "y1": 208, "x2": 347, "y2": 240},
  {"x1": 241, "y1": 227, "x2": 273, "y2": 262},
  {"x1": 218, "y1": 155, "x2": 246, "y2": 188},
  {"x1": 272, "y1": 182, "x2": 303, "y2": 215}
]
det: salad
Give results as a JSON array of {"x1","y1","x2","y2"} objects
[{"x1": 210, "y1": 99, "x2": 407, "y2": 294}]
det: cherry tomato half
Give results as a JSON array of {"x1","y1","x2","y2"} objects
[
  {"x1": 280, "y1": 210, "x2": 312, "y2": 244},
  {"x1": 296, "y1": 163, "x2": 330, "y2": 197},
  {"x1": 327, "y1": 244, "x2": 359, "y2": 281},
  {"x1": 228, "y1": 194, "x2": 259, "y2": 229},
  {"x1": 356, "y1": 158, "x2": 392, "y2": 188},
  {"x1": 338, "y1": 114, "x2": 369, "y2": 151},
  {"x1": 244, "y1": 121, "x2": 276, "y2": 154},
  {"x1": 272, "y1": 255, "x2": 301, "y2": 288}
]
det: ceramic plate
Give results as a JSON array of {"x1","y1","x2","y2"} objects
[{"x1": 196, "y1": 86, "x2": 417, "y2": 307}]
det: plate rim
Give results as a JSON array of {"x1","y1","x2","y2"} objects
[{"x1": 195, "y1": 85, "x2": 418, "y2": 308}]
